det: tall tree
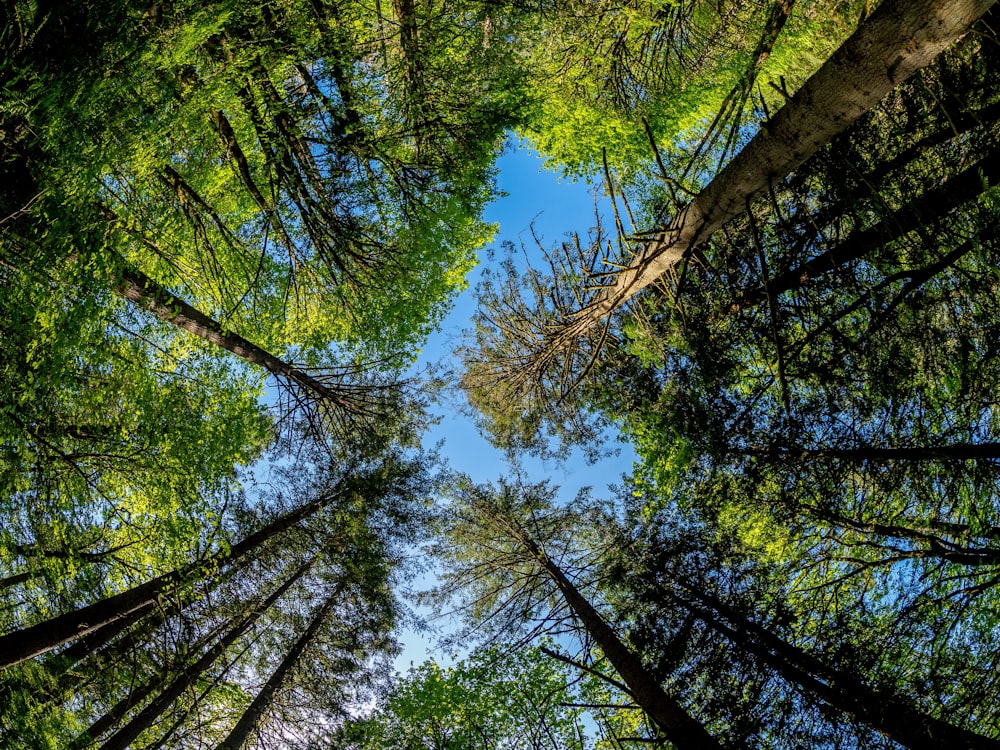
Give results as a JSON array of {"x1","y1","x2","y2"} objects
[
  {"x1": 0, "y1": 450, "x2": 418, "y2": 669},
  {"x1": 113, "y1": 257, "x2": 404, "y2": 433},
  {"x1": 435, "y1": 479, "x2": 724, "y2": 750},
  {"x1": 556, "y1": 0, "x2": 994, "y2": 337},
  {"x1": 462, "y1": 0, "x2": 995, "y2": 436},
  {"x1": 80, "y1": 557, "x2": 314, "y2": 750}
]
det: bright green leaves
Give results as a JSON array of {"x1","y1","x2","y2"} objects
[
  {"x1": 337, "y1": 645, "x2": 587, "y2": 750},
  {"x1": 10, "y1": 0, "x2": 523, "y2": 373},
  {"x1": 522, "y1": 0, "x2": 865, "y2": 179},
  {"x1": 0, "y1": 258, "x2": 270, "y2": 622}
]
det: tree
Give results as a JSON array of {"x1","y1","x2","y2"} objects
[
  {"x1": 77, "y1": 557, "x2": 314, "y2": 750},
  {"x1": 522, "y1": 0, "x2": 856, "y2": 178},
  {"x1": 559, "y1": 0, "x2": 994, "y2": 333},
  {"x1": 334, "y1": 645, "x2": 588, "y2": 750},
  {"x1": 434, "y1": 477, "x2": 1000, "y2": 748},
  {"x1": 434, "y1": 478, "x2": 724, "y2": 750},
  {"x1": 666, "y1": 570, "x2": 999, "y2": 749},
  {"x1": 213, "y1": 594, "x2": 340, "y2": 750},
  {"x1": 0, "y1": 447, "x2": 422, "y2": 669},
  {"x1": 4, "y1": 0, "x2": 523, "y2": 367},
  {"x1": 601, "y1": 491, "x2": 1000, "y2": 748},
  {"x1": 0, "y1": 253, "x2": 271, "y2": 643},
  {"x1": 463, "y1": 0, "x2": 995, "y2": 434},
  {"x1": 113, "y1": 256, "x2": 407, "y2": 436}
]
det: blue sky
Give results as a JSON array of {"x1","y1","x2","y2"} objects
[{"x1": 394, "y1": 140, "x2": 638, "y2": 672}]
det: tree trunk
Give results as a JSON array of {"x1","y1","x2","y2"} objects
[
  {"x1": 801, "y1": 505, "x2": 1000, "y2": 565},
  {"x1": 560, "y1": 0, "x2": 994, "y2": 340},
  {"x1": 91, "y1": 559, "x2": 313, "y2": 750},
  {"x1": 733, "y1": 148, "x2": 1000, "y2": 310},
  {"x1": 0, "y1": 571, "x2": 34, "y2": 592},
  {"x1": 746, "y1": 442, "x2": 1000, "y2": 462},
  {"x1": 673, "y1": 583, "x2": 1000, "y2": 750},
  {"x1": 495, "y1": 513, "x2": 723, "y2": 750},
  {"x1": 114, "y1": 261, "x2": 353, "y2": 408},
  {"x1": 0, "y1": 480, "x2": 351, "y2": 669},
  {"x1": 213, "y1": 593, "x2": 338, "y2": 750},
  {"x1": 72, "y1": 681, "x2": 157, "y2": 750}
]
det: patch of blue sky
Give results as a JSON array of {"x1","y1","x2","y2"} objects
[{"x1": 395, "y1": 138, "x2": 638, "y2": 674}]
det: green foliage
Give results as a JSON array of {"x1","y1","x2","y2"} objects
[
  {"x1": 522, "y1": 0, "x2": 864, "y2": 179},
  {"x1": 336, "y1": 645, "x2": 587, "y2": 750},
  {"x1": 4, "y1": 0, "x2": 1000, "y2": 745}
]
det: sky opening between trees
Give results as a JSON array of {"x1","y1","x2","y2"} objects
[{"x1": 2, "y1": 0, "x2": 1000, "y2": 747}]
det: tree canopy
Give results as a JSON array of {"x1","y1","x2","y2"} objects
[{"x1": 3, "y1": 0, "x2": 1000, "y2": 747}]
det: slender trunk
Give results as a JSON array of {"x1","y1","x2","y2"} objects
[
  {"x1": 12, "y1": 541, "x2": 130, "y2": 563},
  {"x1": 560, "y1": 0, "x2": 993, "y2": 339},
  {"x1": 496, "y1": 515, "x2": 723, "y2": 750},
  {"x1": 674, "y1": 584, "x2": 1000, "y2": 750},
  {"x1": 796, "y1": 96, "x2": 1000, "y2": 226},
  {"x1": 72, "y1": 681, "x2": 157, "y2": 750},
  {"x1": 733, "y1": 148, "x2": 1000, "y2": 310},
  {"x1": 0, "y1": 571, "x2": 34, "y2": 592},
  {"x1": 54, "y1": 557, "x2": 256, "y2": 693},
  {"x1": 802, "y1": 505, "x2": 1000, "y2": 565},
  {"x1": 692, "y1": 0, "x2": 796, "y2": 167},
  {"x1": 214, "y1": 593, "x2": 338, "y2": 750},
  {"x1": 114, "y1": 261, "x2": 353, "y2": 408},
  {"x1": 0, "y1": 481, "x2": 351, "y2": 669},
  {"x1": 209, "y1": 108, "x2": 272, "y2": 213},
  {"x1": 92, "y1": 559, "x2": 313, "y2": 750},
  {"x1": 393, "y1": 0, "x2": 425, "y2": 146},
  {"x1": 810, "y1": 511, "x2": 1000, "y2": 545},
  {"x1": 745, "y1": 442, "x2": 1000, "y2": 462},
  {"x1": 208, "y1": 108, "x2": 301, "y2": 261}
]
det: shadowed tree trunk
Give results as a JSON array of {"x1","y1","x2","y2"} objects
[
  {"x1": 745, "y1": 442, "x2": 1000, "y2": 462},
  {"x1": 0, "y1": 479, "x2": 353, "y2": 669},
  {"x1": 115, "y1": 261, "x2": 355, "y2": 408},
  {"x1": 482, "y1": 505, "x2": 724, "y2": 750},
  {"x1": 213, "y1": 592, "x2": 339, "y2": 750},
  {"x1": 732, "y1": 148, "x2": 1000, "y2": 310},
  {"x1": 669, "y1": 582, "x2": 1000, "y2": 750},
  {"x1": 90, "y1": 559, "x2": 314, "y2": 750}
]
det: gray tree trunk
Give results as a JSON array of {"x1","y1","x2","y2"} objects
[
  {"x1": 116, "y1": 263, "x2": 351, "y2": 408},
  {"x1": 562, "y1": 0, "x2": 994, "y2": 339}
]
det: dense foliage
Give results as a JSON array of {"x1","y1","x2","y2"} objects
[{"x1": 3, "y1": 0, "x2": 999, "y2": 747}]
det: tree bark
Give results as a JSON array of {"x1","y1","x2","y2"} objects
[
  {"x1": 213, "y1": 593, "x2": 338, "y2": 750},
  {"x1": 801, "y1": 506, "x2": 1000, "y2": 565},
  {"x1": 732, "y1": 148, "x2": 1000, "y2": 310},
  {"x1": 673, "y1": 583, "x2": 1000, "y2": 750},
  {"x1": 560, "y1": 0, "x2": 994, "y2": 340},
  {"x1": 72, "y1": 681, "x2": 157, "y2": 750},
  {"x1": 0, "y1": 481, "x2": 351, "y2": 669}
]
